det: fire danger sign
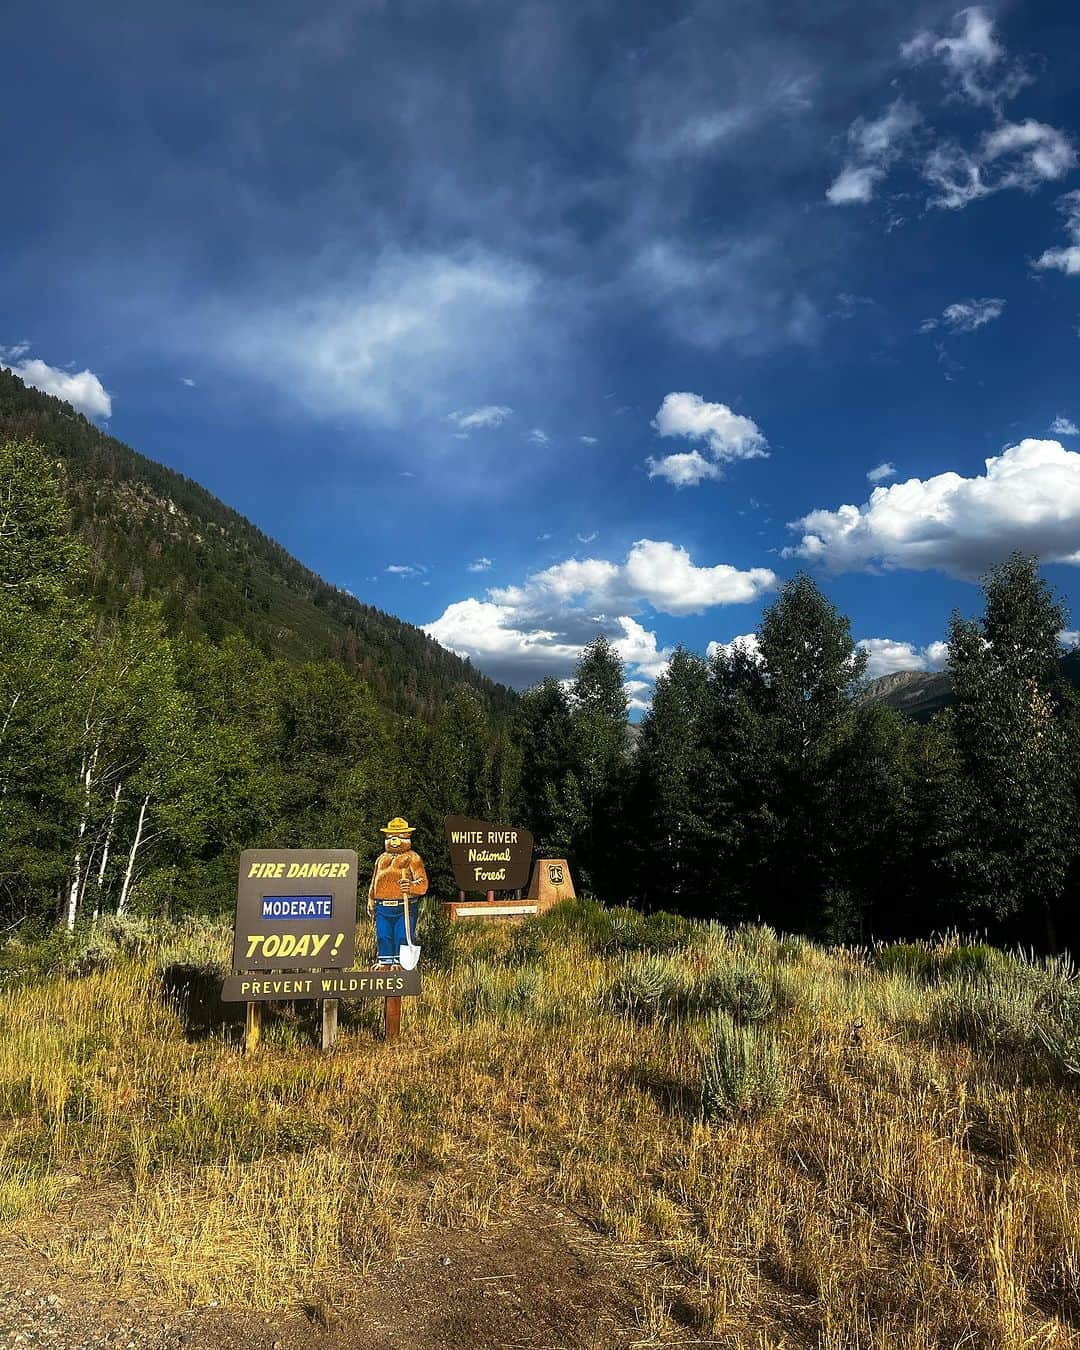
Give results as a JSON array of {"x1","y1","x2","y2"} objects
[{"x1": 232, "y1": 848, "x2": 358, "y2": 973}]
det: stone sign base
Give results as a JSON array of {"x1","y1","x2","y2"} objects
[{"x1": 443, "y1": 858, "x2": 576, "y2": 923}]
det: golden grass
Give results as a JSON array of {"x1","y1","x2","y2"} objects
[{"x1": 1, "y1": 917, "x2": 1079, "y2": 1346}]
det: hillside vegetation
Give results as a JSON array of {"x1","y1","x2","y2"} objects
[
  {"x1": 3, "y1": 907, "x2": 1080, "y2": 1347},
  {"x1": 0, "y1": 369, "x2": 512, "y2": 722}
]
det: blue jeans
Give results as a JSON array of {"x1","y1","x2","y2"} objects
[{"x1": 374, "y1": 899, "x2": 420, "y2": 965}]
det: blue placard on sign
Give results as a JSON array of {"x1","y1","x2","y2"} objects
[{"x1": 260, "y1": 895, "x2": 333, "y2": 921}]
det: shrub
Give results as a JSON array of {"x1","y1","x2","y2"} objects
[
  {"x1": 699, "y1": 965, "x2": 775, "y2": 1023},
  {"x1": 930, "y1": 966, "x2": 1044, "y2": 1056},
  {"x1": 700, "y1": 1011, "x2": 786, "y2": 1121},
  {"x1": 532, "y1": 899, "x2": 691, "y2": 957},
  {"x1": 609, "y1": 955, "x2": 681, "y2": 1022},
  {"x1": 1037, "y1": 988, "x2": 1080, "y2": 1079},
  {"x1": 456, "y1": 964, "x2": 542, "y2": 1022},
  {"x1": 876, "y1": 943, "x2": 934, "y2": 981}
]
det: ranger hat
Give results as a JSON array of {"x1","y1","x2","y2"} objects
[{"x1": 381, "y1": 817, "x2": 414, "y2": 835}]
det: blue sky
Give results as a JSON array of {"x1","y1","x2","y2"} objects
[{"x1": 5, "y1": 0, "x2": 1080, "y2": 709}]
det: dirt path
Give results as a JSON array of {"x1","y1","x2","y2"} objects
[{"x1": 0, "y1": 1201, "x2": 677, "y2": 1350}]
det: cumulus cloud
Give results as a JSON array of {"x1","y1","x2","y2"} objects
[
  {"x1": 919, "y1": 297, "x2": 1005, "y2": 333},
  {"x1": 527, "y1": 427, "x2": 549, "y2": 445},
  {"x1": 181, "y1": 376, "x2": 196, "y2": 387},
  {"x1": 425, "y1": 540, "x2": 775, "y2": 688},
  {"x1": 786, "y1": 438, "x2": 1080, "y2": 579},
  {"x1": 826, "y1": 100, "x2": 919, "y2": 205},
  {"x1": 579, "y1": 435, "x2": 598, "y2": 445},
  {"x1": 0, "y1": 351, "x2": 112, "y2": 419},
  {"x1": 467, "y1": 557, "x2": 493, "y2": 572},
  {"x1": 706, "y1": 633, "x2": 762, "y2": 662},
  {"x1": 857, "y1": 637, "x2": 949, "y2": 679},
  {"x1": 386, "y1": 563, "x2": 424, "y2": 577},
  {"x1": 867, "y1": 461, "x2": 898, "y2": 483},
  {"x1": 1051, "y1": 416, "x2": 1079, "y2": 437},
  {"x1": 492, "y1": 540, "x2": 776, "y2": 617},
  {"x1": 647, "y1": 450, "x2": 721, "y2": 488},
  {"x1": 447, "y1": 404, "x2": 513, "y2": 431},
  {"x1": 901, "y1": 7, "x2": 1031, "y2": 109},
  {"x1": 647, "y1": 391, "x2": 768, "y2": 487},
  {"x1": 1034, "y1": 191, "x2": 1080, "y2": 277}
]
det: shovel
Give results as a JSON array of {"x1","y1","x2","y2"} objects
[{"x1": 399, "y1": 870, "x2": 421, "y2": 970}]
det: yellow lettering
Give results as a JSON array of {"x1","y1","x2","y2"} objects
[
  {"x1": 262, "y1": 934, "x2": 281, "y2": 957},
  {"x1": 287, "y1": 862, "x2": 300, "y2": 877},
  {"x1": 277, "y1": 934, "x2": 296, "y2": 958},
  {"x1": 292, "y1": 934, "x2": 311, "y2": 958},
  {"x1": 247, "y1": 862, "x2": 261, "y2": 877},
  {"x1": 245, "y1": 935, "x2": 263, "y2": 958},
  {"x1": 310, "y1": 934, "x2": 330, "y2": 957}
]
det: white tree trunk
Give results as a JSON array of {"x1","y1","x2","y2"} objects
[
  {"x1": 92, "y1": 780, "x2": 122, "y2": 923},
  {"x1": 117, "y1": 794, "x2": 150, "y2": 916},
  {"x1": 65, "y1": 742, "x2": 98, "y2": 932}
]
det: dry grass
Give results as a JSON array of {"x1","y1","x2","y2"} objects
[{"x1": 2, "y1": 912, "x2": 1080, "y2": 1346}]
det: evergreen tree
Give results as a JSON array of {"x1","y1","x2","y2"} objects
[
  {"x1": 942, "y1": 554, "x2": 1078, "y2": 949},
  {"x1": 633, "y1": 647, "x2": 712, "y2": 911},
  {"x1": 569, "y1": 637, "x2": 629, "y2": 895},
  {"x1": 751, "y1": 574, "x2": 867, "y2": 933}
]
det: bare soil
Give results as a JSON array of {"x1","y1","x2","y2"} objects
[{"x1": 0, "y1": 1195, "x2": 678, "y2": 1350}]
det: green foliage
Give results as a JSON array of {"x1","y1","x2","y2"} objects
[
  {"x1": 533, "y1": 899, "x2": 691, "y2": 956},
  {"x1": 456, "y1": 963, "x2": 542, "y2": 1021},
  {"x1": 699, "y1": 1010, "x2": 786, "y2": 1121},
  {"x1": 0, "y1": 369, "x2": 513, "y2": 725},
  {"x1": 698, "y1": 965, "x2": 775, "y2": 1023},
  {"x1": 609, "y1": 955, "x2": 681, "y2": 1022}
]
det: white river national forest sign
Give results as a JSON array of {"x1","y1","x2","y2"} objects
[{"x1": 443, "y1": 816, "x2": 534, "y2": 893}]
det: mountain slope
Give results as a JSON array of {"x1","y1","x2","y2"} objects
[
  {"x1": 859, "y1": 650, "x2": 1080, "y2": 722},
  {"x1": 0, "y1": 369, "x2": 513, "y2": 722}
]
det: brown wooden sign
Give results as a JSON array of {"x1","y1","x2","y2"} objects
[
  {"x1": 232, "y1": 848, "x2": 358, "y2": 973},
  {"x1": 443, "y1": 816, "x2": 534, "y2": 893},
  {"x1": 222, "y1": 968, "x2": 419, "y2": 1002}
]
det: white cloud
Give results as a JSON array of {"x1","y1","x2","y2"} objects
[
  {"x1": 925, "y1": 122, "x2": 1075, "y2": 210},
  {"x1": 706, "y1": 632, "x2": 762, "y2": 662},
  {"x1": 426, "y1": 540, "x2": 775, "y2": 688},
  {"x1": 1060, "y1": 630, "x2": 1080, "y2": 649},
  {"x1": 447, "y1": 404, "x2": 513, "y2": 431},
  {"x1": 647, "y1": 391, "x2": 768, "y2": 487},
  {"x1": 857, "y1": 638, "x2": 949, "y2": 679},
  {"x1": 579, "y1": 435, "x2": 598, "y2": 445},
  {"x1": 786, "y1": 437, "x2": 1080, "y2": 579},
  {"x1": 467, "y1": 557, "x2": 493, "y2": 572},
  {"x1": 576, "y1": 531, "x2": 598, "y2": 544},
  {"x1": 920, "y1": 297, "x2": 1005, "y2": 333},
  {"x1": 527, "y1": 427, "x2": 549, "y2": 445},
  {"x1": 867, "y1": 461, "x2": 897, "y2": 483},
  {"x1": 1, "y1": 353, "x2": 112, "y2": 419},
  {"x1": 826, "y1": 100, "x2": 919, "y2": 206},
  {"x1": 612, "y1": 617, "x2": 674, "y2": 680},
  {"x1": 1050, "y1": 416, "x2": 1079, "y2": 437},
  {"x1": 181, "y1": 376, "x2": 196, "y2": 387},
  {"x1": 386, "y1": 563, "x2": 424, "y2": 577},
  {"x1": 902, "y1": 7, "x2": 1031, "y2": 109},
  {"x1": 647, "y1": 449, "x2": 722, "y2": 488},
  {"x1": 1034, "y1": 191, "x2": 1080, "y2": 277},
  {"x1": 195, "y1": 248, "x2": 538, "y2": 426}
]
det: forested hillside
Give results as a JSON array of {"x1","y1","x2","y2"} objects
[
  {"x1": 0, "y1": 369, "x2": 512, "y2": 723},
  {"x1": 4, "y1": 416, "x2": 1080, "y2": 956}
]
